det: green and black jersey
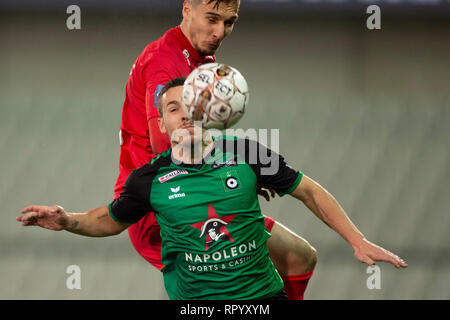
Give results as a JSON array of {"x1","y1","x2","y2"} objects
[{"x1": 109, "y1": 135, "x2": 302, "y2": 300}]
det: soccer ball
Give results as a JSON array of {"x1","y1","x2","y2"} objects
[{"x1": 182, "y1": 62, "x2": 249, "y2": 130}]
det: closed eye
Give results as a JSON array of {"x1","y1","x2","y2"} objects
[
  {"x1": 166, "y1": 101, "x2": 180, "y2": 112},
  {"x1": 205, "y1": 12, "x2": 238, "y2": 26}
]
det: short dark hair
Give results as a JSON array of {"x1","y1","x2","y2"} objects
[
  {"x1": 191, "y1": 0, "x2": 240, "y2": 10},
  {"x1": 157, "y1": 77, "x2": 187, "y2": 117}
]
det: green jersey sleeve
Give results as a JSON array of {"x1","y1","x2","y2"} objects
[
  {"x1": 108, "y1": 166, "x2": 154, "y2": 224},
  {"x1": 242, "y1": 138, "x2": 303, "y2": 197}
]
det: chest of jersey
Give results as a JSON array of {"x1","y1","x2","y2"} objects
[{"x1": 150, "y1": 163, "x2": 258, "y2": 226}]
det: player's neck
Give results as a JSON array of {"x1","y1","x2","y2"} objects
[
  {"x1": 171, "y1": 130, "x2": 214, "y2": 165},
  {"x1": 179, "y1": 22, "x2": 195, "y2": 53}
]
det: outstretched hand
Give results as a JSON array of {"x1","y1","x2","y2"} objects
[
  {"x1": 353, "y1": 238, "x2": 408, "y2": 269},
  {"x1": 17, "y1": 205, "x2": 68, "y2": 231}
]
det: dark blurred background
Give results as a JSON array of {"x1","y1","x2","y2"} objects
[{"x1": 1, "y1": 0, "x2": 449, "y2": 299}]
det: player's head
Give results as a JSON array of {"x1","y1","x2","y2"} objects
[
  {"x1": 157, "y1": 77, "x2": 199, "y2": 144},
  {"x1": 157, "y1": 77, "x2": 186, "y2": 121},
  {"x1": 181, "y1": 0, "x2": 240, "y2": 56}
]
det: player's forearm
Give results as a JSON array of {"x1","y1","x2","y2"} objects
[
  {"x1": 65, "y1": 206, "x2": 126, "y2": 237},
  {"x1": 306, "y1": 189, "x2": 364, "y2": 247},
  {"x1": 292, "y1": 176, "x2": 365, "y2": 248}
]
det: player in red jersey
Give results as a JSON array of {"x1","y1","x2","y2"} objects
[{"x1": 114, "y1": 0, "x2": 316, "y2": 299}]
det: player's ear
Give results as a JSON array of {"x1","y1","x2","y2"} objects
[
  {"x1": 158, "y1": 116, "x2": 167, "y2": 134},
  {"x1": 182, "y1": 0, "x2": 192, "y2": 20}
]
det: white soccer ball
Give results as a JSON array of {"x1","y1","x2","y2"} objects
[{"x1": 182, "y1": 62, "x2": 249, "y2": 130}]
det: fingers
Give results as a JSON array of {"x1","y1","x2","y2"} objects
[
  {"x1": 383, "y1": 252, "x2": 408, "y2": 269},
  {"x1": 358, "y1": 248, "x2": 408, "y2": 269},
  {"x1": 21, "y1": 205, "x2": 41, "y2": 214},
  {"x1": 398, "y1": 258, "x2": 408, "y2": 268},
  {"x1": 256, "y1": 188, "x2": 270, "y2": 201},
  {"x1": 257, "y1": 189, "x2": 276, "y2": 202},
  {"x1": 354, "y1": 239, "x2": 408, "y2": 269},
  {"x1": 256, "y1": 184, "x2": 277, "y2": 202},
  {"x1": 16, "y1": 211, "x2": 39, "y2": 226},
  {"x1": 270, "y1": 188, "x2": 276, "y2": 198},
  {"x1": 363, "y1": 254, "x2": 408, "y2": 269},
  {"x1": 21, "y1": 205, "x2": 63, "y2": 215},
  {"x1": 356, "y1": 252, "x2": 376, "y2": 266},
  {"x1": 21, "y1": 205, "x2": 52, "y2": 215},
  {"x1": 17, "y1": 205, "x2": 64, "y2": 228},
  {"x1": 370, "y1": 246, "x2": 406, "y2": 268},
  {"x1": 18, "y1": 206, "x2": 45, "y2": 226}
]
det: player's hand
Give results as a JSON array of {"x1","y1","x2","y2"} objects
[
  {"x1": 17, "y1": 205, "x2": 69, "y2": 231},
  {"x1": 256, "y1": 184, "x2": 276, "y2": 202},
  {"x1": 352, "y1": 238, "x2": 408, "y2": 269}
]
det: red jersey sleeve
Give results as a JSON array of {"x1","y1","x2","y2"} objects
[
  {"x1": 143, "y1": 55, "x2": 179, "y2": 121},
  {"x1": 142, "y1": 56, "x2": 179, "y2": 154}
]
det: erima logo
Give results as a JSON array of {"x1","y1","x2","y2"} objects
[{"x1": 169, "y1": 186, "x2": 185, "y2": 200}]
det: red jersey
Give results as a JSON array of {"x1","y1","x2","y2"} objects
[
  {"x1": 115, "y1": 26, "x2": 276, "y2": 271},
  {"x1": 114, "y1": 26, "x2": 215, "y2": 270},
  {"x1": 114, "y1": 26, "x2": 215, "y2": 198}
]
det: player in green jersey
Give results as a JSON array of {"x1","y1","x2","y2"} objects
[{"x1": 17, "y1": 77, "x2": 407, "y2": 300}]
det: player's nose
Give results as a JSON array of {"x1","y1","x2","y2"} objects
[
  {"x1": 181, "y1": 113, "x2": 190, "y2": 123},
  {"x1": 212, "y1": 23, "x2": 225, "y2": 41}
]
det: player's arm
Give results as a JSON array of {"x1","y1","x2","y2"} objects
[
  {"x1": 244, "y1": 138, "x2": 407, "y2": 269},
  {"x1": 18, "y1": 168, "x2": 152, "y2": 237},
  {"x1": 144, "y1": 60, "x2": 176, "y2": 155},
  {"x1": 289, "y1": 175, "x2": 407, "y2": 269},
  {"x1": 17, "y1": 205, "x2": 129, "y2": 237},
  {"x1": 149, "y1": 118, "x2": 171, "y2": 155}
]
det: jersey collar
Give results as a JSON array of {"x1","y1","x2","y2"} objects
[{"x1": 164, "y1": 145, "x2": 217, "y2": 170}]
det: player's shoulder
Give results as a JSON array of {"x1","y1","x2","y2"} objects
[
  {"x1": 213, "y1": 135, "x2": 256, "y2": 148},
  {"x1": 140, "y1": 43, "x2": 177, "y2": 63},
  {"x1": 212, "y1": 134, "x2": 273, "y2": 164},
  {"x1": 130, "y1": 149, "x2": 172, "y2": 180},
  {"x1": 212, "y1": 134, "x2": 256, "y2": 157},
  {"x1": 137, "y1": 28, "x2": 183, "y2": 67},
  {"x1": 213, "y1": 134, "x2": 244, "y2": 143}
]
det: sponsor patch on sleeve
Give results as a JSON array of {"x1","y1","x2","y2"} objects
[
  {"x1": 158, "y1": 170, "x2": 189, "y2": 183},
  {"x1": 154, "y1": 84, "x2": 165, "y2": 108}
]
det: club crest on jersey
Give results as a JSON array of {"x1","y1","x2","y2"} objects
[
  {"x1": 158, "y1": 170, "x2": 188, "y2": 183},
  {"x1": 190, "y1": 203, "x2": 236, "y2": 251},
  {"x1": 220, "y1": 170, "x2": 241, "y2": 192},
  {"x1": 200, "y1": 218, "x2": 230, "y2": 245}
]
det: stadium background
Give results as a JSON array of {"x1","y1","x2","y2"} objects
[{"x1": 1, "y1": 0, "x2": 449, "y2": 299}]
